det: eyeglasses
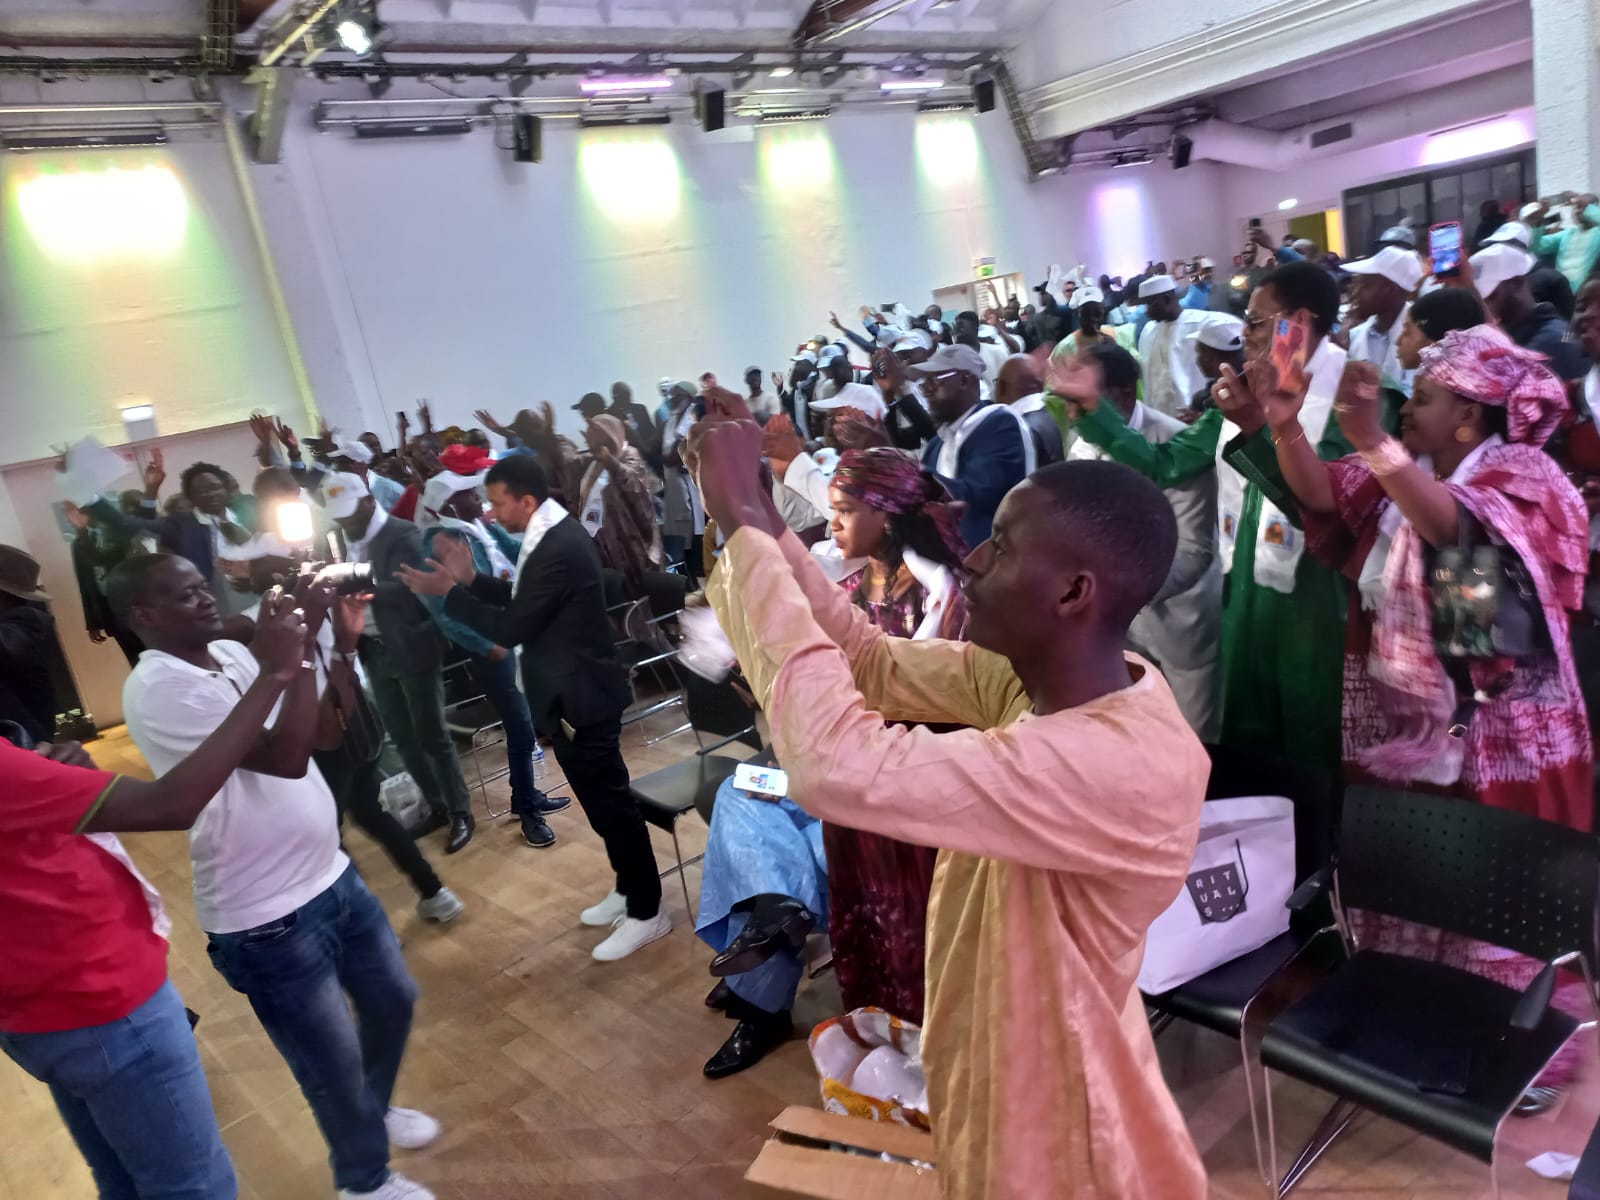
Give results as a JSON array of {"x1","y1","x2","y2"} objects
[{"x1": 1243, "y1": 311, "x2": 1285, "y2": 332}]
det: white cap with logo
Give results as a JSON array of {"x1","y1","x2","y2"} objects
[
  {"x1": 1469, "y1": 243, "x2": 1537, "y2": 299},
  {"x1": 320, "y1": 471, "x2": 371, "y2": 520}
]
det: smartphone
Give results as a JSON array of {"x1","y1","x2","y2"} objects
[
  {"x1": 1270, "y1": 312, "x2": 1313, "y2": 397},
  {"x1": 1428, "y1": 221, "x2": 1464, "y2": 278},
  {"x1": 1248, "y1": 217, "x2": 1262, "y2": 229},
  {"x1": 733, "y1": 762, "x2": 789, "y2": 798}
]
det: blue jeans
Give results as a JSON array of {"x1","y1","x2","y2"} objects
[
  {"x1": 469, "y1": 651, "x2": 544, "y2": 812},
  {"x1": 206, "y1": 865, "x2": 418, "y2": 1194},
  {"x1": 0, "y1": 980, "x2": 237, "y2": 1199}
]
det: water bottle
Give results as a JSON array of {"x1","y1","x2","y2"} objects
[{"x1": 533, "y1": 741, "x2": 547, "y2": 782}]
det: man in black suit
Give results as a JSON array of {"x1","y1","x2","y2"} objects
[
  {"x1": 398, "y1": 456, "x2": 669, "y2": 963},
  {"x1": 321, "y1": 473, "x2": 476, "y2": 853}
]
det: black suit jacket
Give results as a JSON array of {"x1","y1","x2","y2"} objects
[
  {"x1": 443, "y1": 514, "x2": 629, "y2": 733},
  {"x1": 352, "y1": 516, "x2": 445, "y2": 676},
  {"x1": 87, "y1": 495, "x2": 258, "y2": 585}
]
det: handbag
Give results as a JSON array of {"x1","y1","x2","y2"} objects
[
  {"x1": 317, "y1": 650, "x2": 385, "y2": 765},
  {"x1": 1137, "y1": 795, "x2": 1296, "y2": 994},
  {"x1": 1425, "y1": 509, "x2": 1550, "y2": 735}
]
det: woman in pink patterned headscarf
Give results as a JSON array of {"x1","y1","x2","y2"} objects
[{"x1": 1258, "y1": 323, "x2": 1591, "y2": 1105}]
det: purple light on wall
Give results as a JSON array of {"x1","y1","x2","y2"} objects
[
  {"x1": 1420, "y1": 115, "x2": 1532, "y2": 166},
  {"x1": 580, "y1": 76, "x2": 674, "y2": 94}
]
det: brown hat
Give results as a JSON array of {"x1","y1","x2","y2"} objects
[{"x1": 0, "y1": 545, "x2": 48, "y2": 602}]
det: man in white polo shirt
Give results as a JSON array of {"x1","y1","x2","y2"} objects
[
  {"x1": 1341, "y1": 244, "x2": 1423, "y2": 396},
  {"x1": 111, "y1": 552, "x2": 437, "y2": 1200}
]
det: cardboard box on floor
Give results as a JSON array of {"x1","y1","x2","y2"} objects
[{"x1": 745, "y1": 1106, "x2": 938, "y2": 1199}]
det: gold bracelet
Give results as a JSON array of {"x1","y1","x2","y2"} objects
[
  {"x1": 1359, "y1": 436, "x2": 1412, "y2": 477},
  {"x1": 1271, "y1": 426, "x2": 1306, "y2": 448}
]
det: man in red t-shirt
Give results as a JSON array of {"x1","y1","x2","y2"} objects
[{"x1": 0, "y1": 590, "x2": 308, "y2": 1198}]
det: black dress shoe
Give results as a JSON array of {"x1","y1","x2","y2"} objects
[
  {"x1": 445, "y1": 815, "x2": 475, "y2": 854},
  {"x1": 709, "y1": 894, "x2": 818, "y2": 978},
  {"x1": 703, "y1": 1012, "x2": 792, "y2": 1079},
  {"x1": 409, "y1": 808, "x2": 449, "y2": 839},
  {"x1": 705, "y1": 980, "x2": 733, "y2": 1010},
  {"x1": 534, "y1": 792, "x2": 572, "y2": 815},
  {"x1": 520, "y1": 814, "x2": 556, "y2": 848}
]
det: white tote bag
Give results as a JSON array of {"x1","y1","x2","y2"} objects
[{"x1": 1137, "y1": 795, "x2": 1297, "y2": 994}]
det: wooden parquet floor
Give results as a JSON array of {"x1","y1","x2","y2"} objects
[{"x1": 3, "y1": 719, "x2": 1598, "y2": 1199}]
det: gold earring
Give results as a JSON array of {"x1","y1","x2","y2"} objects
[{"x1": 1455, "y1": 426, "x2": 1475, "y2": 443}]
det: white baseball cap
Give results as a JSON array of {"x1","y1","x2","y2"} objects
[
  {"x1": 905, "y1": 343, "x2": 988, "y2": 379},
  {"x1": 1187, "y1": 316, "x2": 1245, "y2": 353},
  {"x1": 1197, "y1": 257, "x2": 1216, "y2": 269},
  {"x1": 1378, "y1": 224, "x2": 1416, "y2": 248},
  {"x1": 1138, "y1": 274, "x2": 1177, "y2": 299},
  {"x1": 790, "y1": 349, "x2": 819, "y2": 365},
  {"x1": 1484, "y1": 221, "x2": 1532, "y2": 248},
  {"x1": 319, "y1": 471, "x2": 371, "y2": 520},
  {"x1": 1342, "y1": 245, "x2": 1424, "y2": 293},
  {"x1": 421, "y1": 470, "x2": 487, "y2": 517},
  {"x1": 892, "y1": 329, "x2": 936, "y2": 354},
  {"x1": 333, "y1": 437, "x2": 373, "y2": 465},
  {"x1": 1070, "y1": 285, "x2": 1105, "y2": 310},
  {"x1": 809, "y1": 382, "x2": 888, "y2": 419},
  {"x1": 1469, "y1": 243, "x2": 1537, "y2": 298}
]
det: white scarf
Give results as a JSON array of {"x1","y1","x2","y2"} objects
[
  {"x1": 343, "y1": 500, "x2": 388, "y2": 564},
  {"x1": 440, "y1": 515, "x2": 516, "y2": 580},
  {"x1": 578, "y1": 463, "x2": 610, "y2": 536},
  {"x1": 935, "y1": 403, "x2": 1037, "y2": 478},
  {"x1": 1214, "y1": 338, "x2": 1347, "y2": 593}
]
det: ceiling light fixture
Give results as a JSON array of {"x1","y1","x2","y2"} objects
[
  {"x1": 769, "y1": 66, "x2": 795, "y2": 78},
  {"x1": 1277, "y1": 197, "x2": 1298, "y2": 210},
  {"x1": 919, "y1": 101, "x2": 973, "y2": 114},
  {"x1": 881, "y1": 77, "x2": 943, "y2": 92},
  {"x1": 580, "y1": 76, "x2": 673, "y2": 94},
  {"x1": 757, "y1": 108, "x2": 832, "y2": 124},
  {"x1": 335, "y1": 18, "x2": 372, "y2": 55}
]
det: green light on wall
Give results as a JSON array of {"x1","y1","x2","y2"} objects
[{"x1": 16, "y1": 162, "x2": 188, "y2": 263}]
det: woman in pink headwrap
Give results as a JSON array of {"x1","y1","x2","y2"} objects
[
  {"x1": 1256, "y1": 325, "x2": 1591, "y2": 1102},
  {"x1": 823, "y1": 448, "x2": 969, "y2": 1019},
  {"x1": 695, "y1": 448, "x2": 967, "y2": 1077}
]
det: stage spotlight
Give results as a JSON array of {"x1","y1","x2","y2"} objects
[{"x1": 336, "y1": 18, "x2": 372, "y2": 55}]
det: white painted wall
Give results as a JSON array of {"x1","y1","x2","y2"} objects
[
  {"x1": 0, "y1": 132, "x2": 305, "y2": 465},
  {"x1": 264, "y1": 102, "x2": 1230, "y2": 441}
]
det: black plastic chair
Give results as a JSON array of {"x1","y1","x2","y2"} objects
[
  {"x1": 1143, "y1": 744, "x2": 1342, "y2": 1183},
  {"x1": 628, "y1": 670, "x2": 763, "y2": 916},
  {"x1": 1260, "y1": 787, "x2": 1600, "y2": 1196}
]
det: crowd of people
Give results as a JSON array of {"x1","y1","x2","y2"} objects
[{"x1": 4, "y1": 187, "x2": 1600, "y2": 1200}]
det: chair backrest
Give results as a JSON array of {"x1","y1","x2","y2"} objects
[
  {"x1": 682, "y1": 669, "x2": 762, "y2": 752},
  {"x1": 1339, "y1": 786, "x2": 1600, "y2": 967},
  {"x1": 1204, "y1": 744, "x2": 1339, "y2": 887},
  {"x1": 600, "y1": 567, "x2": 629, "y2": 611}
]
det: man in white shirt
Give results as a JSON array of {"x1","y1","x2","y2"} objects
[
  {"x1": 744, "y1": 366, "x2": 780, "y2": 423},
  {"x1": 1136, "y1": 275, "x2": 1211, "y2": 417},
  {"x1": 112, "y1": 554, "x2": 438, "y2": 1200},
  {"x1": 1342, "y1": 244, "x2": 1423, "y2": 396}
]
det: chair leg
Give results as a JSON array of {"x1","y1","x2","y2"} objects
[
  {"x1": 1273, "y1": 1094, "x2": 1360, "y2": 1197},
  {"x1": 669, "y1": 822, "x2": 694, "y2": 919}
]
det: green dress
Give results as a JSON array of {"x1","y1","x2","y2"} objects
[{"x1": 1057, "y1": 401, "x2": 1350, "y2": 770}]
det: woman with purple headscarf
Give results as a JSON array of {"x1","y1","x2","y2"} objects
[
  {"x1": 1259, "y1": 324, "x2": 1592, "y2": 1108},
  {"x1": 694, "y1": 448, "x2": 969, "y2": 1079}
]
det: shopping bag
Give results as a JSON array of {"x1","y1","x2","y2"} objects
[
  {"x1": 808, "y1": 1007, "x2": 929, "y2": 1129},
  {"x1": 1137, "y1": 794, "x2": 1296, "y2": 994},
  {"x1": 378, "y1": 772, "x2": 429, "y2": 830}
]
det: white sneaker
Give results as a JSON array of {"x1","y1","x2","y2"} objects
[
  {"x1": 337, "y1": 1171, "x2": 435, "y2": 1199},
  {"x1": 415, "y1": 888, "x2": 464, "y2": 924},
  {"x1": 592, "y1": 911, "x2": 672, "y2": 962},
  {"x1": 579, "y1": 889, "x2": 628, "y2": 927},
  {"x1": 384, "y1": 1106, "x2": 441, "y2": 1150}
]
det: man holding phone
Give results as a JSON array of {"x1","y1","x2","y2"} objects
[{"x1": 1340, "y1": 243, "x2": 1423, "y2": 397}]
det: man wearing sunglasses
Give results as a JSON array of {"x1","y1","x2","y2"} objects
[{"x1": 907, "y1": 344, "x2": 1035, "y2": 549}]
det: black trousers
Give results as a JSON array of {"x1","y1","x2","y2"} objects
[
  {"x1": 550, "y1": 715, "x2": 661, "y2": 919},
  {"x1": 314, "y1": 745, "x2": 442, "y2": 901}
]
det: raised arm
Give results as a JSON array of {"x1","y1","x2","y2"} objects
[{"x1": 82, "y1": 593, "x2": 309, "y2": 830}]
